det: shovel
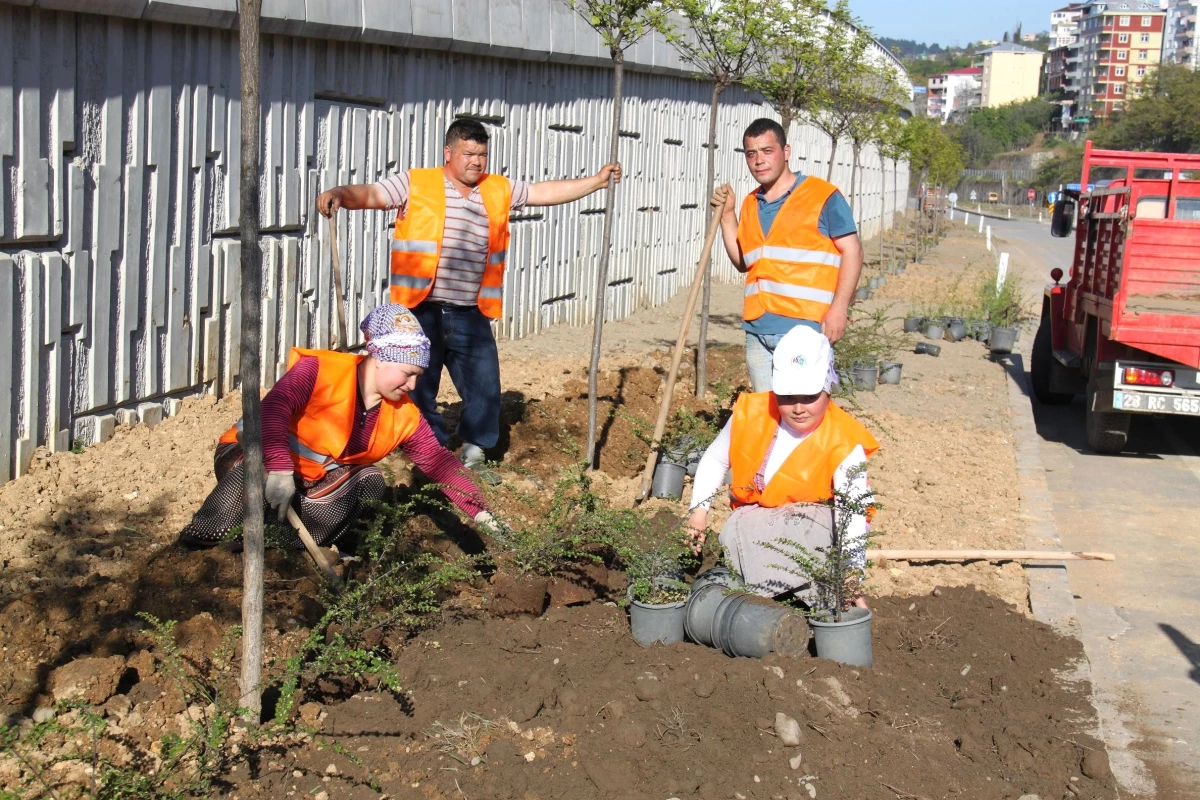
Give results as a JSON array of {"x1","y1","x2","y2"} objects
[
  {"x1": 286, "y1": 505, "x2": 343, "y2": 589},
  {"x1": 328, "y1": 215, "x2": 349, "y2": 351},
  {"x1": 635, "y1": 205, "x2": 726, "y2": 502}
]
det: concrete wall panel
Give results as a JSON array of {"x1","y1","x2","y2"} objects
[{"x1": 0, "y1": 0, "x2": 910, "y2": 480}]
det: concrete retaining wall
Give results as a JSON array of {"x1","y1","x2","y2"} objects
[{"x1": 0, "y1": 0, "x2": 910, "y2": 481}]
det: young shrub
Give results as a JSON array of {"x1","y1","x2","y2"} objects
[{"x1": 759, "y1": 465, "x2": 878, "y2": 622}]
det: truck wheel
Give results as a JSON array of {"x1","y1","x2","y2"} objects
[
  {"x1": 1031, "y1": 314, "x2": 1073, "y2": 404},
  {"x1": 1085, "y1": 368, "x2": 1130, "y2": 454}
]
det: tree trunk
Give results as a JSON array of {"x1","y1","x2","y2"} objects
[
  {"x1": 879, "y1": 156, "x2": 887, "y2": 268},
  {"x1": 695, "y1": 80, "x2": 723, "y2": 399},
  {"x1": 236, "y1": 0, "x2": 264, "y2": 722},
  {"x1": 586, "y1": 49, "x2": 624, "y2": 468},
  {"x1": 849, "y1": 143, "x2": 860, "y2": 231},
  {"x1": 825, "y1": 135, "x2": 838, "y2": 182},
  {"x1": 780, "y1": 106, "x2": 793, "y2": 133}
]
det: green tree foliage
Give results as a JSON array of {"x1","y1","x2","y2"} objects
[
  {"x1": 905, "y1": 115, "x2": 964, "y2": 187},
  {"x1": 1034, "y1": 141, "x2": 1084, "y2": 190},
  {"x1": 806, "y1": 0, "x2": 876, "y2": 181},
  {"x1": 951, "y1": 98, "x2": 1058, "y2": 168},
  {"x1": 745, "y1": 0, "x2": 823, "y2": 131},
  {"x1": 1034, "y1": 65, "x2": 1200, "y2": 188},
  {"x1": 1100, "y1": 64, "x2": 1200, "y2": 153}
]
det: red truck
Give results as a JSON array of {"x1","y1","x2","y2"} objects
[{"x1": 1035, "y1": 142, "x2": 1200, "y2": 453}]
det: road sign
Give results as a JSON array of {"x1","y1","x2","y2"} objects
[
  {"x1": 1027, "y1": 189, "x2": 1036, "y2": 201},
  {"x1": 1048, "y1": 191, "x2": 1059, "y2": 204},
  {"x1": 970, "y1": 190, "x2": 978, "y2": 201},
  {"x1": 948, "y1": 192, "x2": 959, "y2": 205}
]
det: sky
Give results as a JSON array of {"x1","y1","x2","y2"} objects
[{"x1": 848, "y1": 0, "x2": 1059, "y2": 46}]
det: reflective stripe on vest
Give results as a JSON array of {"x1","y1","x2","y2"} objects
[
  {"x1": 727, "y1": 392, "x2": 879, "y2": 510},
  {"x1": 745, "y1": 280, "x2": 836, "y2": 305},
  {"x1": 737, "y1": 176, "x2": 845, "y2": 324},
  {"x1": 389, "y1": 168, "x2": 512, "y2": 318},
  {"x1": 744, "y1": 246, "x2": 843, "y2": 269}
]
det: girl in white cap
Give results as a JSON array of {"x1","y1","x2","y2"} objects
[
  {"x1": 686, "y1": 326, "x2": 878, "y2": 605},
  {"x1": 179, "y1": 304, "x2": 508, "y2": 550}
]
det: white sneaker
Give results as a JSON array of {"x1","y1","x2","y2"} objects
[{"x1": 460, "y1": 443, "x2": 487, "y2": 468}]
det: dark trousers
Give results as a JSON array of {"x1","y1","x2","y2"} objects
[{"x1": 410, "y1": 302, "x2": 502, "y2": 450}]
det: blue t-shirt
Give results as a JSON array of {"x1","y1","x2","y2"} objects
[{"x1": 743, "y1": 174, "x2": 857, "y2": 336}]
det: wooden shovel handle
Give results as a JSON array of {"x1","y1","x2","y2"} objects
[
  {"x1": 868, "y1": 549, "x2": 1115, "y2": 562},
  {"x1": 286, "y1": 505, "x2": 343, "y2": 588},
  {"x1": 635, "y1": 208, "x2": 725, "y2": 502},
  {"x1": 328, "y1": 215, "x2": 349, "y2": 351}
]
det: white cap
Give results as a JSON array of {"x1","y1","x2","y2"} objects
[{"x1": 771, "y1": 326, "x2": 834, "y2": 396}]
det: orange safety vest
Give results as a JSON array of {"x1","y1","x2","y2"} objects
[
  {"x1": 389, "y1": 167, "x2": 512, "y2": 319},
  {"x1": 737, "y1": 177, "x2": 844, "y2": 324},
  {"x1": 220, "y1": 348, "x2": 423, "y2": 483},
  {"x1": 728, "y1": 392, "x2": 879, "y2": 510}
]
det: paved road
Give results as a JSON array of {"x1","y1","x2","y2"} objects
[{"x1": 996, "y1": 220, "x2": 1200, "y2": 799}]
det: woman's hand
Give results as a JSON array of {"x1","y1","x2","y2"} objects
[{"x1": 686, "y1": 507, "x2": 709, "y2": 555}]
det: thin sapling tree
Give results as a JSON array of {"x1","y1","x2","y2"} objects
[
  {"x1": 673, "y1": 0, "x2": 771, "y2": 397},
  {"x1": 566, "y1": 0, "x2": 674, "y2": 468}
]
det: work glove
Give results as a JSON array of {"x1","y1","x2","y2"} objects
[
  {"x1": 265, "y1": 471, "x2": 297, "y2": 522},
  {"x1": 473, "y1": 510, "x2": 515, "y2": 543}
]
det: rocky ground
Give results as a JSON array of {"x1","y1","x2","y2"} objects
[{"x1": 0, "y1": 218, "x2": 1116, "y2": 799}]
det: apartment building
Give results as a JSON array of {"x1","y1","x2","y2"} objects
[
  {"x1": 927, "y1": 67, "x2": 983, "y2": 121},
  {"x1": 1052, "y1": 4, "x2": 1086, "y2": 47},
  {"x1": 1163, "y1": 0, "x2": 1199, "y2": 68},
  {"x1": 1076, "y1": 0, "x2": 1165, "y2": 121},
  {"x1": 978, "y1": 42, "x2": 1045, "y2": 107}
]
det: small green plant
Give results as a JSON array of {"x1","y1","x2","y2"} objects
[
  {"x1": 617, "y1": 519, "x2": 697, "y2": 606},
  {"x1": 71, "y1": 439, "x2": 85, "y2": 455},
  {"x1": 977, "y1": 268, "x2": 1032, "y2": 328},
  {"x1": 627, "y1": 407, "x2": 719, "y2": 459},
  {"x1": 833, "y1": 307, "x2": 910, "y2": 377},
  {"x1": 760, "y1": 465, "x2": 878, "y2": 622},
  {"x1": 0, "y1": 614, "x2": 249, "y2": 799}
]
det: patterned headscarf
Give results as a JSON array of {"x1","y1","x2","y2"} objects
[{"x1": 359, "y1": 304, "x2": 431, "y2": 369}]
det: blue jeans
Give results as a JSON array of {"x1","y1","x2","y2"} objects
[
  {"x1": 410, "y1": 303, "x2": 501, "y2": 450},
  {"x1": 744, "y1": 321, "x2": 822, "y2": 393}
]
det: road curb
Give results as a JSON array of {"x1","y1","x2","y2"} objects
[{"x1": 998, "y1": 349, "x2": 1083, "y2": 637}]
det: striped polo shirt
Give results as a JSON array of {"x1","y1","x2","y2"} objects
[{"x1": 375, "y1": 170, "x2": 530, "y2": 307}]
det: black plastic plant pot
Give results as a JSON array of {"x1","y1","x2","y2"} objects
[
  {"x1": 629, "y1": 589, "x2": 688, "y2": 646},
  {"x1": 923, "y1": 323, "x2": 945, "y2": 341},
  {"x1": 705, "y1": 592, "x2": 810, "y2": 659},
  {"x1": 903, "y1": 316, "x2": 924, "y2": 333},
  {"x1": 945, "y1": 321, "x2": 968, "y2": 342},
  {"x1": 914, "y1": 342, "x2": 941, "y2": 357},
  {"x1": 849, "y1": 364, "x2": 879, "y2": 392},
  {"x1": 989, "y1": 326, "x2": 1018, "y2": 354},
  {"x1": 651, "y1": 460, "x2": 687, "y2": 499},
  {"x1": 810, "y1": 608, "x2": 872, "y2": 667},
  {"x1": 879, "y1": 361, "x2": 903, "y2": 384}
]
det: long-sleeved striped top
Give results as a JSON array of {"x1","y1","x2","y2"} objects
[
  {"x1": 261, "y1": 356, "x2": 488, "y2": 518},
  {"x1": 375, "y1": 170, "x2": 530, "y2": 306}
]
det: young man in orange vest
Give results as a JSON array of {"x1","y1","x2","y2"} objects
[
  {"x1": 317, "y1": 120, "x2": 620, "y2": 479},
  {"x1": 179, "y1": 305, "x2": 508, "y2": 550},
  {"x1": 686, "y1": 326, "x2": 877, "y2": 604},
  {"x1": 710, "y1": 118, "x2": 864, "y2": 393}
]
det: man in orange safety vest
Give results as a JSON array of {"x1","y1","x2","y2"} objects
[
  {"x1": 710, "y1": 118, "x2": 864, "y2": 393},
  {"x1": 317, "y1": 119, "x2": 621, "y2": 480}
]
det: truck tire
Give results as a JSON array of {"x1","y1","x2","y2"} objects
[
  {"x1": 1085, "y1": 368, "x2": 1130, "y2": 454},
  {"x1": 1031, "y1": 314, "x2": 1073, "y2": 404}
]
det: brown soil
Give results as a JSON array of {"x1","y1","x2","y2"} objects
[
  {"x1": 0, "y1": 222, "x2": 1112, "y2": 799},
  {"x1": 226, "y1": 588, "x2": 1112, "y2": 800}
]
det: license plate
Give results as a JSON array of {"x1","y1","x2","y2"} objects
[{"x1": 1113, "y1": 390, "x2": 1200, "y2": 415}]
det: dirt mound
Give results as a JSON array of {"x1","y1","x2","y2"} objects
[{"x1": 226, "y1": 588, "x2": 1113, "y2": 800}]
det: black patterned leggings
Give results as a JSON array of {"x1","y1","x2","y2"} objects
[{"x1": 178, "y1": 443, "x2": 386, "y2": 548}]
